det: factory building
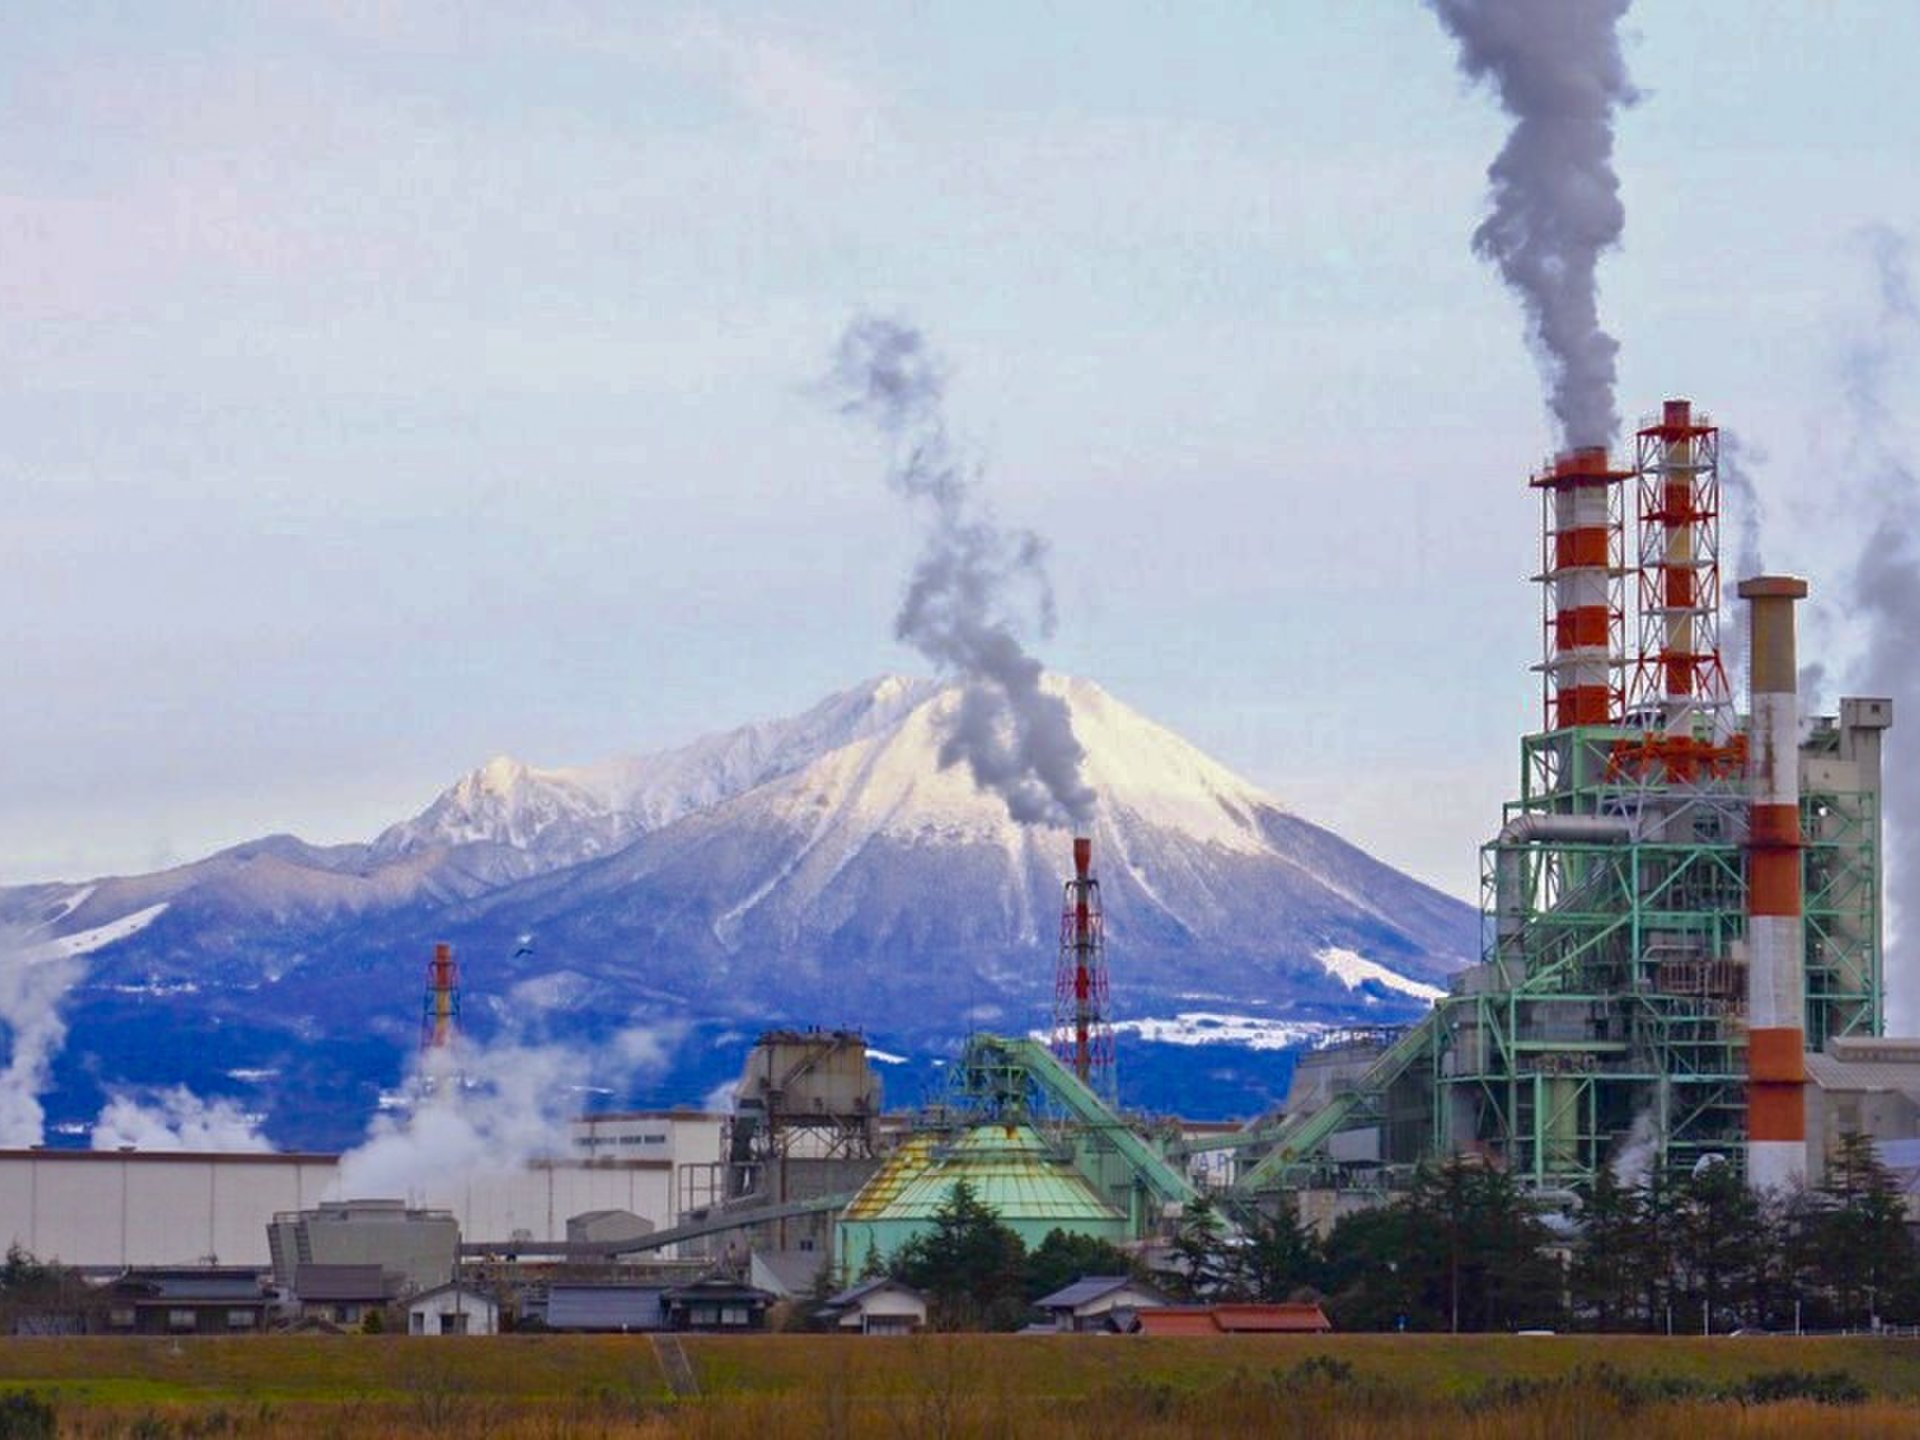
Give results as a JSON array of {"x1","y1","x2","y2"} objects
[
  {"x1": 267, "y1": 1199, "x2": 459, "y2": 1296},
  {"x1": 0, "y1": 1112, "x2": 723, "y2": 1272},
  {"x1": 1230, "y1": 401, "x2": 1915, "y2": 1207}
]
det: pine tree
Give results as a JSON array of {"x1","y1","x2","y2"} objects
[
  {"x1": 1808, "y1": 1131, "x2": 1919, "y2": 1329},
  {"x1": 1232, "y1": 1203, "x2": 1321, "y2": 1303},
  {"x1": 890, "y1": 1181, "x2": 1030, "y2": 1331},
  {"x1": 1571, "y1": 1166, "x2": 1644, "y2": 1330}
]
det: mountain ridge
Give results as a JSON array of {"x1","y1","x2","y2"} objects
[{"x1": 0, "y1": 673, "x2": 1478, "y2": 1148}]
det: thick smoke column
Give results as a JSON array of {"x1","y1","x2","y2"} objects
[
  {"x1": 830, "y1": 316, "x2": 1096, "y2": 828},
  {"x1": 1844, "y1": 225, "x2": 1920, "y2": 1032},
  {"x1": 0, "y1": 925, "x2": 84, "y2": 1147},
  {"x1": 1429, "y1": 0, "x2": 1636, "y2": 448}
]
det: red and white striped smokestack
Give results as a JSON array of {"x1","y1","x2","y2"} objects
[
  {"x1": 1534, "y1": 447, "x2": 1629, "y2": 729},
  {"x1": 1740, "y1": 576, "x2": 1808, "y2": 1191}
]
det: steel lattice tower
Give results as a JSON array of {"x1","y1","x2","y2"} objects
[{"x1": 1051, "y1": 837, "x2": 1113, "y2": 1096}]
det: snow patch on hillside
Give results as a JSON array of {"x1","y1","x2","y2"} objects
[
  {"x1": 1316, "y1": 946, "x2": 1447, "y2": 1004},
  {"x1": 46, "y1": 903, "x2": 169, "y2": 959},
  {"x1": 1102, "y1": 1013, "x2": 1333, "y2": 1052}
]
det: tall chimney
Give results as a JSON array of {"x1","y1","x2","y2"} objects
[
  {"x1": 1053, "y1": 836, "x2": 1110, "y2": 1093},
  {"x1": 1533, "y1": 447, "x2": 1629, "y2": 729},
  {"x1": 1740, "y1": 576, "x2": 1808, "y2": 1190}
]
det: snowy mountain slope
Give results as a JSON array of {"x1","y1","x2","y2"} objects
[
  {"x1": 370, "y1": 675, "x2": 940, "y2": 867},
  {"x1": 2, "y1": 673, "x2": 1478, "y2": 1146},
  {"x1": 433, "y1": 676, "x2": 1475, "y2": 1031}
]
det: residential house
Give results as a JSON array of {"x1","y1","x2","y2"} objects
[
  {"x1": 103, "y1": 1268, "x2": 273, "y2": 1336},
  {"x1": 661, "y1": 1276, "x2": 774, "y2": 1332},
  {"x1": 1033, "y1": 1276, "x2": 1172, "y2": 1334},
  {"x1": 407, "y1": 1282, "x2": 499, "y2": 1336},
  {"x1": 541, "y1": 1283, "x2": 669, "y2": 1333},
  {"x1": 821, "y1": 1278, "x2": 927, "y2": 1336},
  {"x1": 292, "y1": 1264, "x2": 396, "y2": 1328}
]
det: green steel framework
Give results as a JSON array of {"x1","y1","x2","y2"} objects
[{"x1": 1234, "y1": 716, "x2": 1880, "y2": 1198}]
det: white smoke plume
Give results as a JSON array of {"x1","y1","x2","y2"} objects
[
  {"x1": 90, "y1": 1086, "x2": 273, "y2": 1152},
  {"x1": 332, "y1": 1019, "x2": 683, "y2": 1200},
  {"x1": 1718, "y1": 429, "x2": 1767, "y2": 701},
  {"x1": 1428, "y1": 0, "x2": 1636, "y2": 448},
  {"x1": 829, "y1": 315, "x2": 1096, "y2": 828},
  {"x1": 0, "y1": 923, "x2": 85, "y2": 1147},
  {"x1": 1608, "y1": 1108, "x2": 1659, "y2": 1189},
  {"x1": 1842, "y1": 224, "x2": 1920, "y2": 1033}
]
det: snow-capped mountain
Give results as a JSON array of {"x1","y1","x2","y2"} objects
[
  {"x1": 369, "y1": 676, "x2": 940, "y2": 866},
  {"x1": 0, "y1": 675, "x2": 1478, "y2": 1148}
]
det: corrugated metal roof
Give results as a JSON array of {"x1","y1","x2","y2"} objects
[
  {"x1": 1806, "y1": 1052, "x2": 1920, "y2": 1101},
  {"x1": 544, "y1": 1285, "x2": 667, "y2": 1332},
  {"x1": 293, "y1": 1264, "x2": 390, "y2": 1302},
  {"x1": 842, "y1": 1135, "x2": 938, "y2": 1221},
  {"x1": 852, "y1": 1124, "x2": 1121, "y2": 1224},
  {"x1": 1035, "y1": 1276, "x2": 1138, "y2": 1310}
]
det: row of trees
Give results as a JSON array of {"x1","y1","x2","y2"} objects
[
  {"x1": 796, "y1": 1182, "x2": 1142, "y2": 1331},
  {"x1": 1176, "y1": 1133, "x2": 1918, "y2": 1333},
  {"x1": 836, "y1": 1134, "x2": 1917, "y2": 1333}
]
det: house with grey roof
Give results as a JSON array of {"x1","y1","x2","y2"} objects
[{"x1": 1033, "y1": 1275, "x2": 1172, "y2": 1333}]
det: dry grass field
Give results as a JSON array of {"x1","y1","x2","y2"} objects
[{"x1": 0, "y1": 1333, "x2": 1913, "y2": 1437}]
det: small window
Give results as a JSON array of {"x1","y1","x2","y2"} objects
[
  {"x1": 167, "y1": 1309, "x2": 197, "y2": 1332},
  {"x1": 226, "y1": 1309, "x2": 256, "y2": 1329},
  {"x1": 108, "y1": 1307, "x2": 135, "y2": 1329},
  {"x1": 721, "y1": 1305, "x2": 748, "y2": 1327}
]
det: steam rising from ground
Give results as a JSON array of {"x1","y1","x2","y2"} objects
[
  {"x1": 1843, "y1": 225, "x2": 1920, "y2": 1032},
  {"x1": 0, "y1": 924, "x2": 84, "y2": 1147},
  {"x1": 91, "y1": 1087, "x2": 272, "y2": 1152},
  {"x1": 1428, "y1": 0, "x2": 1635, "y2": 449},
  {"x1": 829, "y1": 315, "x2": 1096, "y2": 828},
  {"x1": 333, "y1": 1019, "x2": 681, "y2": 1199}
]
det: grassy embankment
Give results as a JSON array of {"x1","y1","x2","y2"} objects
[{"x1": 0, "y1": 1333, "x2": 1915, "y2": 1437}]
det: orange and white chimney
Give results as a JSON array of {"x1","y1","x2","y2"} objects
[{"x1": 1739, "y1": 576, "x2": 1807, "y2": 1190}]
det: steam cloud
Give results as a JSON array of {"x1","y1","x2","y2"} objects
[
  {"x1": 1843, "y1": 224, "x2": 1920, "y2": 1032},
  {"x1": 0, "y1": 924, "x2": 85, "y2": 1147},
  {"x1": 1718, "y1": 429, "x2": 1767, "y2": 699},
  {"x1": 91, "y1": 1086, "x2": 272, "y2": 1152},
  {"x1": 333, "y1": 1015, "x2": 680, "y2": 1199},
  {"x1": 830, "y1": 315, "x2": 1096, "y2": 828},
  {"x1": 1429, "y1": 0, "x2": 1636, "y2": 448}
]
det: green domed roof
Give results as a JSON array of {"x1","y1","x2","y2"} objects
[{"x1": 848, "y1": 1123, "x2": 1122, "y2": 1225}]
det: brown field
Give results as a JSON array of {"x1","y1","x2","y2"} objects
[{"x1": 0, "y1": 1333, "x2": 1914, "y2": 1437}]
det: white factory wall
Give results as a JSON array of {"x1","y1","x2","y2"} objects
[
  {"x1": 0, "y1": 1113, "x2": 726, "y2": 1270},
  {"x1": 425, "y1": 1162, "x2": 674, "y2": 1247},
  {"x1": 0, "y1": 1152, "x2": 338, "y2": 1269}
]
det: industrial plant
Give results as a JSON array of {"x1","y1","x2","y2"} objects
[{"x1": 3, "y1": 397, "x2": 1916, "y2": 1324}]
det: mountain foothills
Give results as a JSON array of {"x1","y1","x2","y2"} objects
[{"x1": 0, "y1": 677, "x2": 1478, "y2": 1149}]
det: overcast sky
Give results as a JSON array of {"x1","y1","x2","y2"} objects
[{"x1": 4, "y1": 2, "x2": 1917, "y2": 901}]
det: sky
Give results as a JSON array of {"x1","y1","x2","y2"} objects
[{"x1": 3, "y1": 2, "x2": 1918, "y2": 907}]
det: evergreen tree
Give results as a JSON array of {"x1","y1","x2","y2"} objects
[
  {"x1": 1671, "y1": 1159, "x2": 1764, "y2": 1332},
  {"x1": 1399, "y1": 1158, "x2": 1564, "y2": 1332},
  {"x1": 1320, "y1": 1203, "x2": 1425, "y2": 1331},
  {"x1": 1022, "y1": 1228, "x2": 1139, "y2": 1303},
  {"x1": 1232, "y1": 1203, "x2": 1322, "y2": 1303},
  {"x1": 1168, "y1": 1197, "x2": 1235, "y2": 1301},
  {"x1": 1806, "y1": 1132, "x2": 1919, "y2": 1329},
  {"x1": 1570, "y1": 1166, "x2": 1644, "y2": 1330},
  {"x1": 890, "y1": 1181, "x2": 1030, "y2": 1331}
]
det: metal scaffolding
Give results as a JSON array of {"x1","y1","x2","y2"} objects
[{"x1": 1230, "y1": 402, "x2": 1886, "y2": 1203}]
